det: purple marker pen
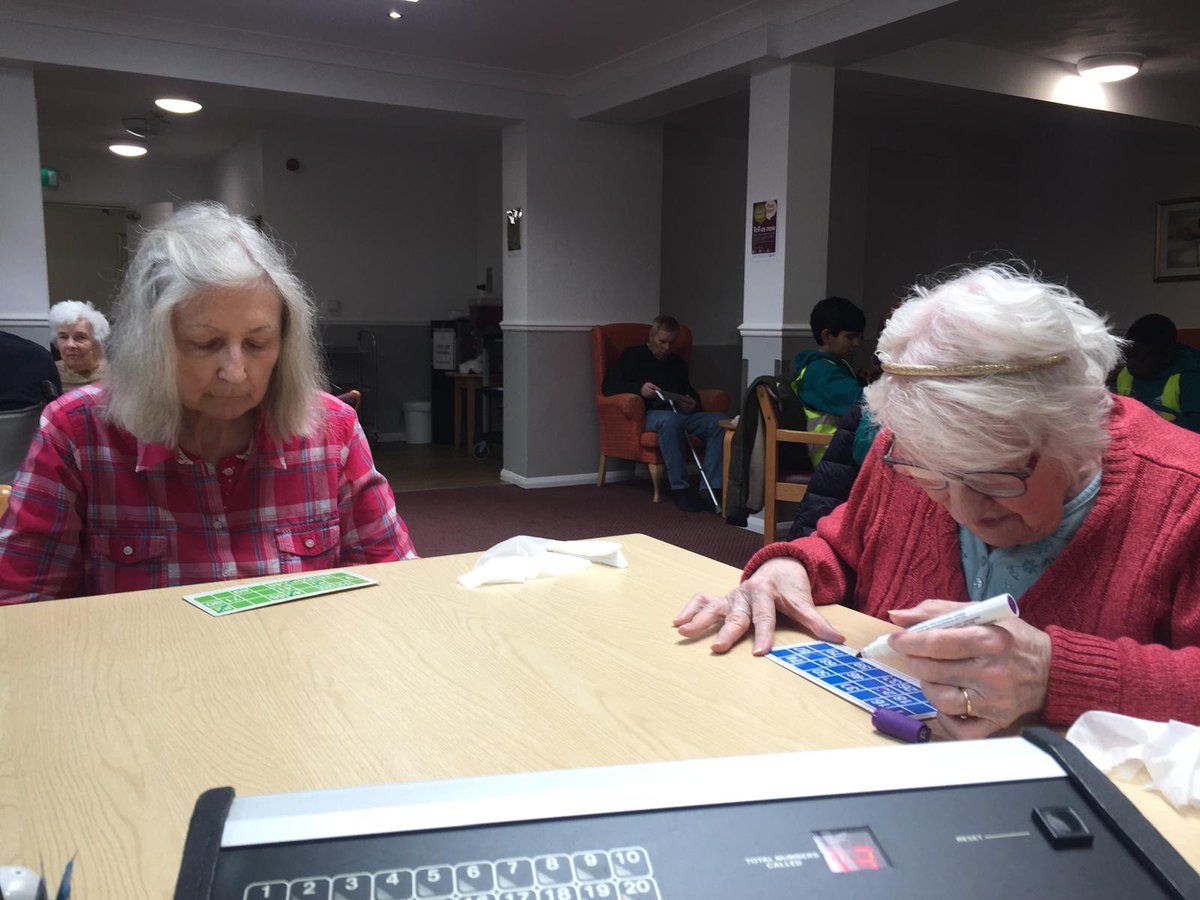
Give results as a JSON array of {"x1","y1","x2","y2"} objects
[{"x1": 872, "y1": 707, "x2": 931, "y2": 743}]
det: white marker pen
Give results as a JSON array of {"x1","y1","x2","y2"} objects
[{"x1": 856, "y1": 593, "x2": 1020, "y2": 661}]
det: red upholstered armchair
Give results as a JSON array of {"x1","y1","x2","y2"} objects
[{"x1": 591, "y1": 323, "x2": 731, "y2": 502}]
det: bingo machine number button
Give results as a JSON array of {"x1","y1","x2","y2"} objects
[
  {"x1": 571, "y1": 851, "x2": 613, "y2": 881},
  {"x1": 415, "y1": 866, "x2": 455, "y2": 898},
  {"x1": 244, "y1": 883, "x2": 288, "y2": 900},
  {"x1": 495, "y1": 859, "x2": 535, "y2": 889},
  {"x1": 331, "y1": 873, "x2": 371, "y2": 900},
  {"x1": 1032, "y1": 806, "x2": 1094, "y2": 848},
  {"x1": 456, "y1": 862, "x2": 496, "y2": 893},
  {"x1": 534, "y1": 854, "x2": 574, "y2": 885},
  {"x1": 609, "y1": 848, "x2": 651, "y2": 878},
  {"x1": 289, "y1": 878, "x2": 330, "y2": 899},
  {"x1": 374, "y1": 869, "x2": 414, "y2": 900}
]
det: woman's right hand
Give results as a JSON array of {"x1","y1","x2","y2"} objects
[{"x1": 673, "y1": 557, "x2": 845, "y2": 654}]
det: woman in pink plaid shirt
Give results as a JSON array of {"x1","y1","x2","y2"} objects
[{"x1": 0, "y1": 203, "x2": 416, "y2": 602}]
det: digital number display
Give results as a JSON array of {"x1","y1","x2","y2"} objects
[{"x1": 812, "y1": 827, "x2": 890, "y2": 873}]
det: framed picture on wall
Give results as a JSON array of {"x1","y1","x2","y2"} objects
[{"x1": 1154, "y1": 196, "x2": 1200, "y2": 281}]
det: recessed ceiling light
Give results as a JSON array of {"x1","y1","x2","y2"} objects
[
  {"x1": 388, "y1": 10, "x2": 402, "y2": 19},
  {"x1": 1076, "y1": 53, "x2": 1143, "y2": 83},
  {"x1": 155, "y1": 97, "x2": 203, "y2": 114},
  {"x1": 109, "y1": 140, "x2": 148, "y2": 157}
]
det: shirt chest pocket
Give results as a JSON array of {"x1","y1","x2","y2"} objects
[
  {"x1": 93, "y1": 532, "x2": 171, "y2": 565},
  {"x1": 86, "y1": 531, "x2": 173, "y2": 595},
  {"x1": 275, "y1": 523, "x2": 340, "y2": 572}
]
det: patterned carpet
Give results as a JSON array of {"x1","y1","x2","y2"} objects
[{"x1": 396, "y1": 480, "x2": 762, "y2": 571}]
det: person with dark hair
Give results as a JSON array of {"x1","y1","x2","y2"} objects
[
  {"x1": 1114, "y1": 313, "x2": 1200, "y2": 432},
  {"x1": 0, "y1": 331, "x2": 61, "y2": 411},
  {"x1": 791, "y1": 296, "x2": 866, "y2": 464},
  {"x1": 602, "y1": 316, "x2": 724, "y2": 512}
]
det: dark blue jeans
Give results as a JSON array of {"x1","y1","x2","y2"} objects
[{"x1": 645, "y1": 409, "x2": 724, "y2": 492}]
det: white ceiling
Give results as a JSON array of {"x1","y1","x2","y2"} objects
[
  {"x1": 14, "y1": 0, "x2": 1200, "y2": 166},
  {"x1": 22, "y1": 0, "x2": 758, "y2": 79}
]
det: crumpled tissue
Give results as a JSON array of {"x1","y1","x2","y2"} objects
[
  {"x1": 1066, "y1": 710, "x2": 1200, "y2": 810},
  {"x1": 457, "y1": 536, "x2": 627, "y2": 589}
]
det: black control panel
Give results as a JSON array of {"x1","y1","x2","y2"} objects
[
  {"x1": 176, "y1": 731, "x2": 1200, "y2": 900},
  {"x1": 210, "y1": 779, "x2": 1168, "y2": 899}
]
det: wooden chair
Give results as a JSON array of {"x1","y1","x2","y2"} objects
[
  {"x1": 335, "y1": 389, "x2": 362, "y2": 414},
  {"x1": 0, "y1": 403, "x2": 41, "y2": 485},
  {"x1": 757, "y1": 383, "x2": 833, "y2": 546},
  {"x1": 591, "y1": 323, "x2": 730, "y2": 502}
]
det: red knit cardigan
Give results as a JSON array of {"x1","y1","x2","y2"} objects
[{"x1": 745, "y1": 395, "x2": 1200, "y2": 727}]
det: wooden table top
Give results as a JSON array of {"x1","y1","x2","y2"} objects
[{"x1": 1, "y1": 534, "x2": 1195, "y2": 896}]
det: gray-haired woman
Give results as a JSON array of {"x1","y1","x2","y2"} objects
[
  {"x1": 675, "y1": 263, "x2": 1200, "y2": 735},
  {"x1": 0, "y1": 203, "x2": 416, "y2": 603},
  {"x1": 49, "y1": 299, "x2": 109, "y2": 386}
]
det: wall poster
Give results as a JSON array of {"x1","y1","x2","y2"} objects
[{"x1": 751, "y1": 199, "x2": 778, "y2": 257}]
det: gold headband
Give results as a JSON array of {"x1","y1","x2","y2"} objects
[{"x1": 880, "y1": 354, "x2": 1068, "y2": 378}]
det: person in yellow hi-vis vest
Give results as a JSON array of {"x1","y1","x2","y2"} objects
[
  {"x1": 791, "y1": 296, "x2": 866, "y2": 465},
  {"x1": 1115, "y1": 313, "x2": 1200, "y2": 433}
]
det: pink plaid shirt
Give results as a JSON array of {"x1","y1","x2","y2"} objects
[{"x1": 0, "y1": 386, "x2": 416, "y2": 602}]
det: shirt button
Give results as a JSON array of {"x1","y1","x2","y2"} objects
[
  {"x1": 304, "y1": 538, "x2": 316, "y2": 549},
  {"x1": 973, "y1": 577, "x2": 983, "y2": 588},
  {"x1": 214, "y1": 516, "x2": 225, "y2": 528},
  {"x1": 122, "y1": 545, "x2": 133, "y2": 557},
  {"x1": 223, "y1": 467, "x2": 234, "y2": 476}
]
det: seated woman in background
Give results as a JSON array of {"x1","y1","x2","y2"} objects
[
  {"x1": 50, "y1": 299, "x2": 109, "y2": 387},
  {"x1": 0, "y1": 203, "x2": 416, "y2": 603},
  {"x1": 675, "y1": 263, "x2": 1200, "y2": 736}
]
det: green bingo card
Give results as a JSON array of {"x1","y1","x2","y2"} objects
[{"x1": 183, "y1": 570, "x2": 378, "y2": 617}]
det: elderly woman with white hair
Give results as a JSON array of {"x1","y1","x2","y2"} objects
[
  {"x1": 49, "y1": 298, "x2": 109, "y2": 386},
  {"x1": 0, "y1": 203, "x2": 416, "y2": 602},
  {"x1": 676, "y1": 263, "x2": 1200, "y2": 735}
]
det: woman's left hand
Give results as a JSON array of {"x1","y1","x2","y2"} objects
[{"x1": 887, "y1": 599, "x2": 1052, "y2": 739}]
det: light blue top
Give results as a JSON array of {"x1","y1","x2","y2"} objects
[{"x1": 958, "y1": 471, "x2": 1102, "y2": 601}]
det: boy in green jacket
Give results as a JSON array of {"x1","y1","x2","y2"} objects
[{"x1": 792, "y1": 296, "x2": 866, "y2": 464}]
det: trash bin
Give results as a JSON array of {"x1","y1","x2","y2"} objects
[{"x1": 402, "y1": 401, "x2": 432, "y2": 444}]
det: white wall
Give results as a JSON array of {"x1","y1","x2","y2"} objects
[
  {"x1": 1013, "y1": 123, "x2": 1200, "y2": 327},
  {"x1": 261, "y1": 132, "x2": 484, "y2": 322},
  {"x1": 41, "y1": 151, "x2": 211, "y2": 208},
  {"x1": 825, "y1": 80, "x2": 1200, "y2": 353},
  {"x1": 523, "y1": 118, "x2": 664, "y2": 324},
  {"x1": 660, "y1": 125, "x2": 746, "y2": 399},
  {"x1": 43, "y1": 204, "x2": 130, "y2": 316},
  {"x1": 660, "y1": 126, "x2": 746, "y2": 345},
  {"x1": 213, "y1": 132, "x2": 265, "y2": 218},
  {"x1": 474, "y1": 135, "x2": 502, "y2": 300},
  {"x1": 0, "y1": 66, "x2": 50, "y2": 341}
]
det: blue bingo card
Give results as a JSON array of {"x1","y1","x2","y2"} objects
[{"x1": 767, "y1": 641, "x2": 938, "y2": 719}]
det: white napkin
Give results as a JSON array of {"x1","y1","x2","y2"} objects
[
  {"x1": 457, "y1": 536, "x2": 628, "y2": 589},
  {"x1": 1066, "y1": 710, "x2": 1200, "y2": 810}
]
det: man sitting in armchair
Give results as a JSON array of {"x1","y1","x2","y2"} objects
[{"x1": 602, "y1": 315, "x2": 724, "y2": 512}]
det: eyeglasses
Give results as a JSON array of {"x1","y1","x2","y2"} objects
[{"x1": 882, "y1": 439, "x2": 1034, "y2": 498}]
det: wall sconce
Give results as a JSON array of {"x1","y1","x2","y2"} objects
[{"x1": 506, "y1": 207, "x2": 523, "y2": 251}]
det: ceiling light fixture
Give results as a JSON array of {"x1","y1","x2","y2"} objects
[
  {"x1": 109, "y1": 140, "x2": 148, "y2": 157},
  {"x1": 1076, "y1": 53, "x2": 1143, "y2": 83},
  {"x1": 155, "y1": 97, "x2": 203, "y2": 114},
  {"x1": 388, "y1": 10, "x2": 402, "y2": 19}
]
